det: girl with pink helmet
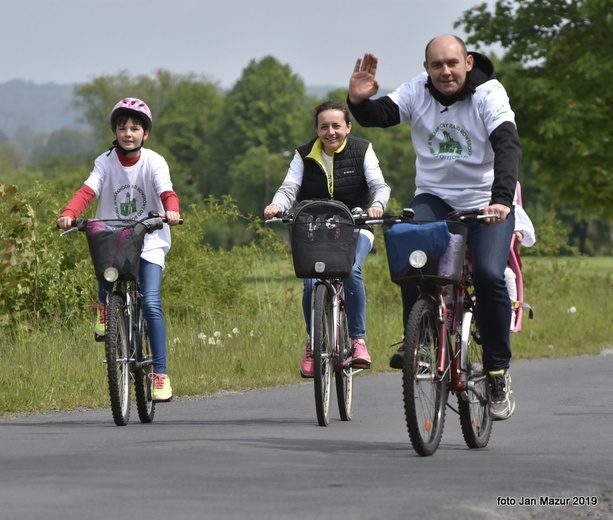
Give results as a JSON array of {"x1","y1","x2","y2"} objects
[{"x1": 58, "y1": 97, "x2": 181, "y2": 403}]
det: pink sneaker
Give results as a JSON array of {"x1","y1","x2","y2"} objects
[
  {"x1": 300, "y1": 339, "x2": 314, "y2": 378},
  {"x1": 352, "y1": 338, "x2": 371, "y2": 366}
]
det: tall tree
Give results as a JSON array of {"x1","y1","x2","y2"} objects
[
  {"x1": 206, "y1": 56, "x2": 312, "y2": 199},
  {"x1": 456, "y1": 0, "x2": 613, "y2": 219}
]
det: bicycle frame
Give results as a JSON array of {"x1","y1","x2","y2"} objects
[
  {"x1": 423, "y1": 250, "x2": 488, "y2": 405},
  {"x1": 110, "y1": 280, "x2": 138, "y2": 368}
]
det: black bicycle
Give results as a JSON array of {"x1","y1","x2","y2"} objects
[
  {"x1": 62, "y1": 212, "x2": 178, "y2": 426},
  {"x1": 267, "y1": 200, "x2": 369, "y2": 426}
]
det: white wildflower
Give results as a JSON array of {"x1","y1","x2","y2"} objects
[
  {"x1": 198, "y1": 332, "x2": 207, "y2": 341},
  {"x1": 232, "y1": 327, "x2": 239, "y2": 335},
  {"x1": 214, "y1": 331, "x2": 222, "y2": 338},
  {"x1": 208, "y1": 337, "x2": 216, "y2": 345},
  {"x1": 173, "y1": 337, "x2": 181, "y2": 344}
]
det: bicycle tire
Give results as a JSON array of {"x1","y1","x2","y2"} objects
[
  {"x1": 402, "y1": 297, "x2": 448, "y2": 456},
  {"x1": 105, "y1": 293, "x2": 131, "y2": 426},
  {"x1": 313, "y1": 283, "x2": 332, "y2": 427},
  {"x1": 458, "y1": 307, "x2": 493, "y2": 448},
  {"x1": 134, "y1": 310, "x2": 156, "y2": 424},
  {"x1": 335, "y1": 304, "x2": 353, "y2": 421}
]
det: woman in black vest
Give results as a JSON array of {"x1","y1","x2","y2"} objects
[{"x1": 264, "y1": 100, "x2": 390, "y2": 378}]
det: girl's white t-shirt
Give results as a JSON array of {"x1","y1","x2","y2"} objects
[
  {"x1": 389, "y1": 72, "x2": 517, "y2": 211},
  {"x1": 84, "y1": 148, "x2": 173, "y2": 268}
]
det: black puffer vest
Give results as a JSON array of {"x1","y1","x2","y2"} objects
[{"x1": 296, "y1": 135, "x2": 370, "y2": 210}]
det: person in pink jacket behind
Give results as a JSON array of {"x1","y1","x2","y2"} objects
[{"x1": 505, "y1": 182, "x2": 535, "y2": 331}]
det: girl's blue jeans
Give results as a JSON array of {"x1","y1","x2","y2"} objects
[
  {"x1": 401, "y1": 193, "x2": 515, "y2": 371},
  {"x1": 98, "y1": 259, "x2": 168, "y2": 374},
  {"x1": 302, "y1": 231, "x2": 372, "y2": 340}
]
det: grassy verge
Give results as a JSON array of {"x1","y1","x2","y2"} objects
[{"x1": 1, "y1": 253, "x2": 611, "y2": 416}]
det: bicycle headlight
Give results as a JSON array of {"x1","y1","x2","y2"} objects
[
  {"x1": 409, "y1": 250, "x2": 428, "y2": 269},
  {"x1": 314, "y1": 261, "x2": 326, "y2": 273},
  {"x1": 104, "y1": 267, "x2": 119, "y2": 282}
]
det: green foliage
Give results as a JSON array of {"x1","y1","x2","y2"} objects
[
  {"x1": 162, "y1": 196, "x2": 260, "y2": 322},
  {"x1": 0, "y1": 183, "x2": 37, "y2": 326},
  {"x1": 207, "y1": 56, "x2": 312, "y2": 197},
  {"x1": 0, "y1": 181, "x2": 96, "y2": 329},
  {"x1": 456, "y1": 0, "x2": 613, "y2": 220}
]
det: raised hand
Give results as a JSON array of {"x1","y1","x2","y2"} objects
[{"x1": 348, "y1": 53, "x2": 381, "y2": 104}]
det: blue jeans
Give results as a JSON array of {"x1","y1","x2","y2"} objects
[
  {"x1": 99, "y1": 259, "x2": 168, "y2": 374},
  {"x1": 401, "y1": 193, "x2": 515, "y2": 371},
  {"x1": 302, "y1": 231, "x2": 372, "y2": 339}
]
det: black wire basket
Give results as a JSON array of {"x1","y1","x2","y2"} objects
[
  {"x1": 83, "y1": 220, "x2": 149, "y2": 281},
  {"x1": 288, "y1": 200, "x2": 359, "y2": 279}
]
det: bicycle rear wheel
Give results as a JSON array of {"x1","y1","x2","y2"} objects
[
  {"x1": 134, "y1": 311, "x2": 156, "y2": 424},
  {"x1": 313, "y1": 283, "x2": 332, "y2": 427},
  {"x1": 458, "y1": 307, "x2": 492, "y2": 448},
  {"x1": 105, "y1": 293, "x2": 131, "y2": 426},
  {"x1": 335, "y1": 304, "x2": 353, "y2": 421},
  {"x1": 403, "y1": 297, "x2": 448, "y2": 456}
]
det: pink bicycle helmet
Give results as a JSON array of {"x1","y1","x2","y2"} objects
[{"x1": 109, "y1": 98, "x2": 153, "y2": 129}]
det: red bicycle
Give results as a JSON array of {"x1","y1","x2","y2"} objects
[{"x1": 383, "y1": 209, "x2": 495, "y2": 456}]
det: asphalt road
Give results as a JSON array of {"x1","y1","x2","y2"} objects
[{"x1": 1, "y1": 354, "x2": 612, "y2": 520}]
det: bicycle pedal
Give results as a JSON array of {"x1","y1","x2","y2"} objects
[{"x1": 94, "y1": 332, "x2": 106, "y2": 342}]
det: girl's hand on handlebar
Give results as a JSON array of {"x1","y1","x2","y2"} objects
[
  {"x1": 57, "y1": 216, "x2": 73, "y2": 231},
  {"x1": 482, "y1": 203, "x2": 510, "y2": 225},
  {"x1": 163, "y1": 210, "x2": 181, "y2": 226}
]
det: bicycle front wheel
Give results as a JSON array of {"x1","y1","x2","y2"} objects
[
  {"x1": 134, "y1": 311, "x2": 156, "y2": 424},
  {"x1": 105, "y1": 293, "x2": 131, "y2": 426},
  {"x1": 458, "y1": 308, "x2": 492, "y2": 448},
  {"x1": 403, "y1": 297, "x2": 449, "y2": 456},
  {"x1": 335, "y1": 304, "x2": 353, "y2": 421},
  {"x1": 313, "y1": 283, "x2": 332, "y2": 427}
]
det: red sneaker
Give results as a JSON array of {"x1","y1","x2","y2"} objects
[
  {"x1": 300, "y1": 339, "x2": 314, "y2": 378},
  {"x1": 352, "y1": 338, "x2": 371, "y2": 366}
]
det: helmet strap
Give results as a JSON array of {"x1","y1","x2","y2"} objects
[{"x1": 106, "y1": 139, "x2": 144, "y2": 157}]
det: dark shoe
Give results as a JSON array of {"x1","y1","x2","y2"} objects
[
  {"x1": 487, "y1": 369, "x2": 515, "y2": 420},
  {"x1": 389, "y1": 347, "x2": 404, "y2": 369}
]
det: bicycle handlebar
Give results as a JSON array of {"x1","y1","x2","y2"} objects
[
  {"x1": 264, "y1": 209, "x2": 382, "y2": 227},
  {"x1": 59, "y1": 211, "x2": 183, "y2": 235}
]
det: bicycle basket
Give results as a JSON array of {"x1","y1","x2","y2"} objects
[
  {"x1": 84, "y1": 220, "x2": 149, "y2": 281},
  {"x1": 288, "y1": 200, "x2": 359, "y2": 279},
  {"x1": 384, "y1": 220, "x2": 468, "y2": 285}
]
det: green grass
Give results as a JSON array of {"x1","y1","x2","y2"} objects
[{"x1": 1, "y1": 252, "x2": 612, "y2": 417}]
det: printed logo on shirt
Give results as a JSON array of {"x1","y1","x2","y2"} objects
[
  {"x1": 113, "y1": 185, "x2": 148, "y2": 219},
  {"x1": 492, "y1": 104, "x2": 510, "y2": 121},
  {"x1": 427, "y1": 123, "x2": 473, "y2": 161}
]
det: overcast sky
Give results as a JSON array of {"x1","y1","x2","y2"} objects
[{"x1": 1, "y1": 0, "x2": 500, "y2": 91}]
